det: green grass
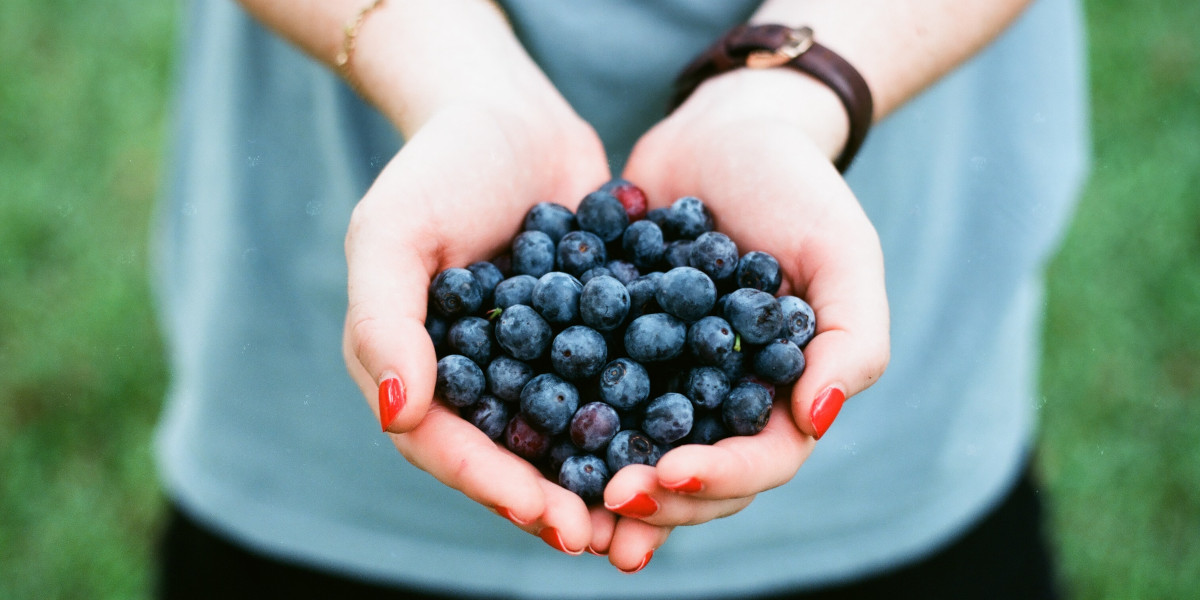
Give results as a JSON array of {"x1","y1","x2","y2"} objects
[
  {"x1": 1039, "y1": 0, "x2": 1200, "y2": 596},
  {"x1": 0, "y1": 1, "x2": 175, "y2": 598},
  {"x1": 0, "y1": 0, "x2": 1197, "y2": 598}
]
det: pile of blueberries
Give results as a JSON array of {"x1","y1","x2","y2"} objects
[{"x1": 426, "y1": 179, "x2": 815, "y2": 502}]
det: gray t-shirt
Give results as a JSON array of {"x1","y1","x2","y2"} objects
[{"x1": 154, "y1": 0, "x2": 1088, "y2": 597}]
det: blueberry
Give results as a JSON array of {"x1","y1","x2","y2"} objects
[
  {"x1": 462, "y1": 394, "x2": 511, "y2": 440},
  {"x1": 689, "y1": 232, "x2": 739, "y2": 281},
  {"x1": 684, "y1": 366, "x2": 730, "y2": 410},
  {"x1": 606, "y1": 429, "x2": 665, "y2": 473},
  {"x1": 580, "y1": 275, "x2": 630, "y2": 332},
  {"x1": 504, "y1": 413, "x2": 551, "y2": 462},
  {"x1": 624, "y1": 273, "x2": 662, "y2": 321},
  {"x1": 656, "y1": 267, "x2": 717, "y2": 322},
  {"x1": 736, "y1": 251, "x2": 783, "y2": 294},
  {"x1": 621, "y1": 220, "x2": 665, "y2": 270},
  {"x1": 598, "y1": 357, "x2": 651, "y2": 411},
  {"x1": 519, "y1": 373, "x2": 580, "y2": 435},
  {"x1": 663, "y1": 240, "x2": 693, "y2": 269},
  {"x1": 493, "y1": 274, "x2": 538, "y2": 309},
  {"x1": 485, "y1": 355, "x2": 535, "y2": 402},
  {"x1": 723, "y1": 288, "x2": 784, "y2": 345},
  {"x1": 494, "y1": 304, "x2": 552, "y2": 361},
  {"x1": 624, "y1": 313, "x2": 687, "y2": 363},
  {"x1": 569, "y1": 401, "x2": 621, "y2": 452},
  {"x1": 642, "y1": 392, "x2": 694, "y2": 444},
  {"x1": 687, "y1": 412, "x2": 730, "y2": 445},
  {"x1": 723, "y1": 382, "x2": 773, "y2": 436},
  {"x1": 511, "y1": 230, "x2": 557, "y2": 278},
  {"x1": 665, "y1": 196, "x2": 714, "y2": 240},
  {"x1": 425, "y1": 312, "x2": 450, "y2": 351},
  {"x1": 717, "y1": 348, "x2": 747, "y2": 381},
  {"x1": 547, "y1": 437, "x2": 583, "y2": 476},
  {"x1": 779, "y1": 295, "x2": 817, "y2": 348},
  {"x1": 646, "y1": 207, "x2": 670, "y2": 229},
  {"x1": 429, "y1": 268, "x2": 483, "y2": 318},
  {"x1": 687, "y1": 315, "x2": 736, "y2": 365},
  {"x1": 447, "y1": 316, "x2": 493, "y2": 366},
  {"x1": 531, "y1": 271, "x2": 583, "y2": 327},
  {"x1": 579, "y1": 266, "x2": 614, "y2": 284},
  {"x1": 599, "y1": 178, "x2": 648, "y2": 222},
  {"x1": 752, "y1": 338, "x2": 806, "y2": 385},
  {"x1": 523, "y1": 202, "x2": 575, "y2": 244},
  {"x1": 575, "y1": 190, "x2": 629, "y2": 243},
  {"x1": 558, "y1": 454, "x2": 610, "y2": 502},
  {"x1": 435, "y1": 355, "x2": 485, "y2": 408},
  {"x1": 467, "y1": 261, "x2": 505, "y2": 305},
  {"x1": 550, "y1": 325, "x2": 608, "y2": 380},
  {"x1": 556, "y1": 230, "x2": 607, "y2": 278},
  {"x1": 604, "y1": 260, "x2": 640, "y2": 285}
]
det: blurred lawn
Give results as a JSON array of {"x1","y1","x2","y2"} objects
[{"x1": 0, "y1": 0, "x2": 1197, "y2": 598}]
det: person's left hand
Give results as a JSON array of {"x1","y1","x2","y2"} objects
[{"x1": 586, "y1": 68, "x2": 891, "y2": 572}]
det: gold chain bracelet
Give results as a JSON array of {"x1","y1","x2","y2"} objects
[{"x1": 335, "y1": 0, "x2": 511, "y2": 90}]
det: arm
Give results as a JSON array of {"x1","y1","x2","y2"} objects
[
  {"x1": 606, "y1": 0, "x2": 1032, "y2": 569},
  {"x1": 236, "y1": 0, "x2": 612, "y2": 555}
]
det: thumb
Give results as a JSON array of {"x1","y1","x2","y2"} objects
[{"x1": 343, "y1": 227, "x2": 439, "y2": 434}]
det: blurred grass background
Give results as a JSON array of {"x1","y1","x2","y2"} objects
[{"x1": 0, "y1": 0, "x2": 1196, "y2": 597}]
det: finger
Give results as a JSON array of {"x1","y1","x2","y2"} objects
[
  {"x1": 658, "y1": 401, "x2": 811, "y2": 496},
  {"x1": 601, "y1": 403, "x2": 809, "y2": 526},
  {"x1": 531, "y1": 478, "x2": 593, "y2": 556},
  {"x1": 586, "y1": 505, "x2": 617, "y2": 556},
  {"x1": 342, "y1": 201, "x2": 441, "y2": 433},
  {"x1": 608, "y1": 518, "x2": 672, "y2": 574},
  {"x1": 782, "y1": 207, "x2": 890, "y2": 440},
  {"x1": 390, "y1": 405, "x2": 548, "y2": 527},
  {"x1": 603, "y1": 462, "x2": 755, "y2": 527}
]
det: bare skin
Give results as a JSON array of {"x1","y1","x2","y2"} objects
[{"x1": 238, "y1": 0, "x2": 1030, "y2": 573}]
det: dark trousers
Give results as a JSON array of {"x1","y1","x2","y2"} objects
[{"x1": 158, "y1": 470, "x2": 1061, "y2": 600}]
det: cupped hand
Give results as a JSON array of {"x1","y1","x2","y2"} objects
[
  {"x1": 342, "y1": 99, "x2": 611, "y2": 556},
  {"x1": 593, "y1": 68, "x2": 891, "y2": 569}
]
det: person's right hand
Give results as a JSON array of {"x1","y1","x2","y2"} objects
[{"x1": 341, "y1": 94, "x2": 612, "y2": 556}]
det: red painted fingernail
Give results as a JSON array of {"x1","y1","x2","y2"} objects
[
  {"x1": 378, "y1": 377, "x2": 405, "y2": 431},
  {"x1": 539, "y1": 527, "x2": 582, "y2": 556},
  {"x1": 585, "y1": 545, "x2": 608, "y2": 557},
  {"x1": 605, "y1": 493, "x2": 659, "y2": 519},
  {"x1": 662, "y1": 477, "x2": 704, "y2": 494},
  {"x1": 811, "y1": 386, "x2": 845, "y2": 440},
  {"x1": 496, "y1": 506, "x2": 530, "y2": 526},
  {"x1": 619, "y1": 550, "x2": 654, "y2": 574}
]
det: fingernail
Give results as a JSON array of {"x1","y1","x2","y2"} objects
[
  {"x1": 811, "y1": 386, "x2": 845, "y2": 440},
  {"x1": 378, "y1": 377, "x2": 405, "y2": 431},
  {"x1": 496, "y1": 506, "x2": 530, "y2": 527},
  {"x1": 605, "y1": 493, "x2": 659, "y2": 519},
  {"x1": 662, "y1": 477, "x2": 704, "y2": 494},
  {"x1": 539, "y1": 527, "x2": 582, "y2": 556},
  {"x1": 585, "y1": 545, "x2": 608, "y2": 556},
  {"x1": 619, "y1": 550, "x2": 654, "y2": 574}
]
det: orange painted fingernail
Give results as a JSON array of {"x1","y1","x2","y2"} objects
[
  {"x1": 811, "y1": 386, "x2": 845, "y2": 439},
  {"x1": 662, "y1": 477, "x2": 704, "y2": 494},
  {"x1": 619, "y1": 550, "x2": 654, "y2": 574},
  {"x1": 378, "y1": 377, "x2": 405, "y2": 431},
  {"x1": 605, "y1": 493, "x2": 658, "y2": 519}
]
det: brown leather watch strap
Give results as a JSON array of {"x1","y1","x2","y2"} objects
[{"x1": 670, "y1": 24, "x2": 874, "y2": 173}]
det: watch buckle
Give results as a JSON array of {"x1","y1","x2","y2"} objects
[{"x1": 746, "y1": 26, "x2": 815, "y2": 69}]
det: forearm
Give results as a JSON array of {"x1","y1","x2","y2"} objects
[
  {"x1": 751, "y1": 0, "x2": 1032, "y2": 120},
  {"x1": 234, "y1": 0, "x2": 569, "y2": 137}
]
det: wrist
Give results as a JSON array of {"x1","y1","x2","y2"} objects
[
  {"x1": 679, "y1": 68, "x2": 850, "y2": 163},
  {"x1": 346, "y1": 0, "x2": 573, "y2": 137}
]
